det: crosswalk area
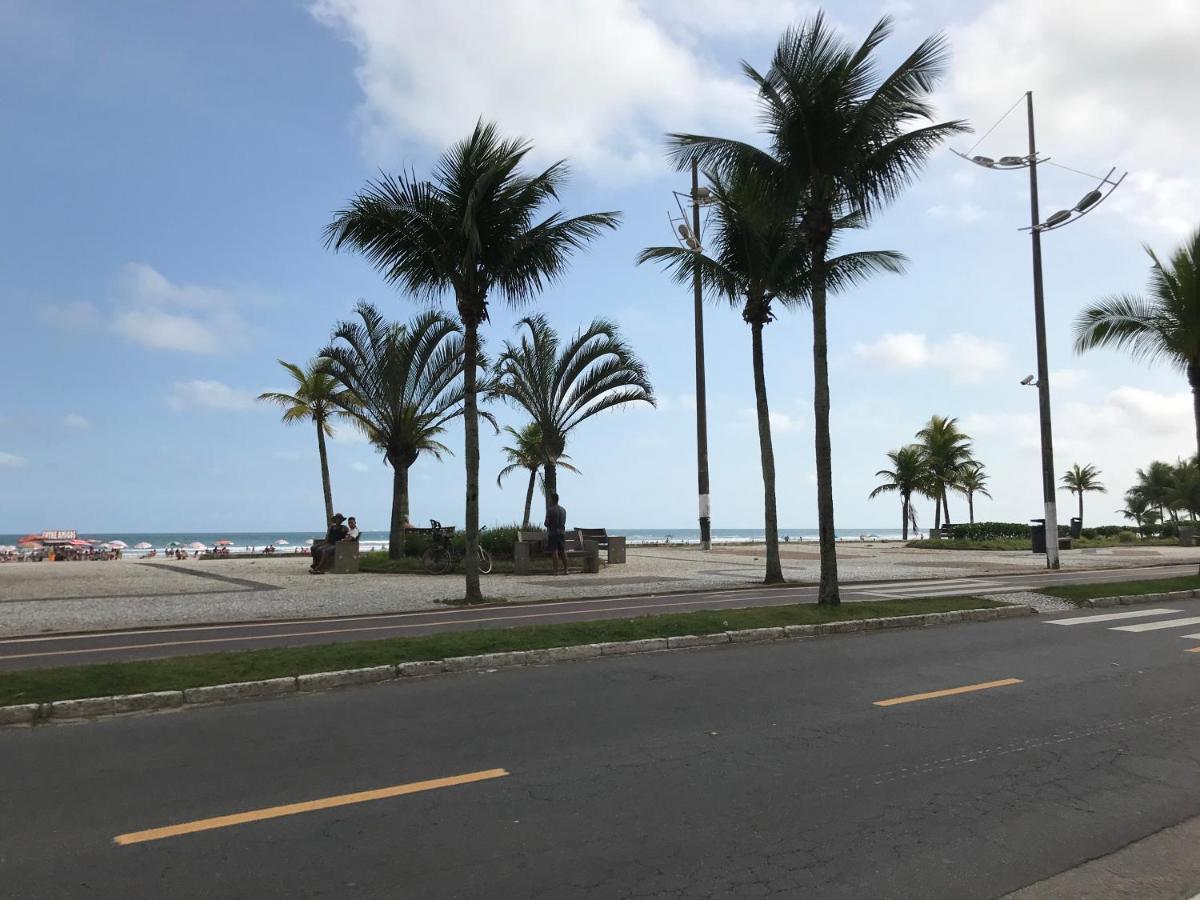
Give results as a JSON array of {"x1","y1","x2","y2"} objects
[
  {"x1": 1045, "y1": 607, "x2": 1200, "y2": 644},
  {"x1": 853, "y1": 578, "x2": 1016, "y2": 599}
]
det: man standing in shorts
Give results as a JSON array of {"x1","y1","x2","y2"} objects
[{"x1": 544, "y1": 492, "x2": 568, "y2": 575}]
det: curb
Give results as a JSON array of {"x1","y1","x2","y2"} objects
[
  {"x1": 1, "y1": 605, "x2": 1032, "y2": 727},
  {"x1": 1084, "y1": 589, "x2": 1200, "y2": 608}
]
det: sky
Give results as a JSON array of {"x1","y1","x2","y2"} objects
[{"x1": 2, "y1": 0, "x2": 1198, "y2": 534}]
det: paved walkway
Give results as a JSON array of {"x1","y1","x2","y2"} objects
[{"x1": 1, "y1": 543, "x2": 1197, "y2": 637}]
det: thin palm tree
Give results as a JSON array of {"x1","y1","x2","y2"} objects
[
  {"x1": 320, "y1": 303, "x2": 476, "y2": 559},
  {"x1": 1117, "y1": 491, "x2": 1157, "y2": 536},
  {"x1": 955, "y1": 463, "x2": 992, "y2": 525},
  {"x1": 916, "y1": 415, "x2": 975, "y2": 531},
  {"x1": 1060, "y1": 463, "x2": 1107, "y2": 525},
  {"x1": 868, "y1": 445, "x2": 926, "y2": 540},
  {"x1": 1074, "y1": 227, "x2": 1200, "y2": 457},
  {"x1": 496, "y1": 422, "x2": 578, "y2": 529},
  {"x1": 258, "y1": 359, "x2": 356, "y2": 524},
  {"x1": 667, "y1": 14, "x2": 968, "y2": 603},
  {"x1": 638, "y1": 164, "x2": 902, "y2": 583},
  {"x1": 325, "y1": 121, "x2": 619, "y2": 602},
  {"x1": 1167, "y1": 458, "x2": 1200, "y2": 522},
  {"x1": 492, "y1": 313, "x2": 654, "y2": 502}
]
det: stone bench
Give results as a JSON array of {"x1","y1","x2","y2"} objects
[{"x1": 513, "y1": 530, "x2": 599, "y2": 575}]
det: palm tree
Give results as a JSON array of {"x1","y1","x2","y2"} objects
[
  {"x1": 916, "y1": 415, "x2": 975, "y2": 530},
  {"x1": 1117, "y1": 491, "x2": 1158, "y2": 536},
  {"x1": 1060, "y1": 463, "x2": 1107, "y2": 525},
  {"x1": 320, "y1": 303, "x2": 474, "y2": 559},
  {"x1": 325, "y1": 121, "x2": 620, "y2": 602},
  {"x1": 638, "y1": 164, "x2": 902, "y2": 583},
  {"x1": 1167, "y1": 458, "x2": 1200, "y2": 522},
  {"x1": 492, "y1": 313, "x2": 654, "y2": 503},
  {"x1": 1134, "y1": 461, "x2": 1177, "y2": 524},
  {"x1": 496, "y1": 422, "x2": 578, "y2": 529},
  {"x1": 955, "y1": 463, "x2": 992, "y2": 525},
  {"x1": 1074, "y1": 227, "x2": 1200, "y2": 458},
  {"x1": 868, "y1": 445, "x2": 926, "y2": 540},
  {"x1": 258, "y1": 359, "x2": 356, "y2": 523},
  {"x1": 667, "y1": 14, "x2": 968, "y2": 603}
]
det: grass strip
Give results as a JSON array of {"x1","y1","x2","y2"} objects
[
  {"x1": 0, "y1": 596, "x2": 1003, "y2": 707},
  {"x1": 904, "y1": 537, "x2": 1177, "y2": 552},
  {"x1": 1042, "y1": 575, "x2": 1200, "y2": 605}
]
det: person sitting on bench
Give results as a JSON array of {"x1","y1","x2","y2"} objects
[{"x1": 310, "y1": 513, "x2": 348, "y2": 574}]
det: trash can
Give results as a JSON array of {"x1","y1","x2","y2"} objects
[
  {"x1": 1180, "y1": 526, "x2": 1195, "y2": 547},
  {"x1": 1030, "y1": 518, "x2": 1046, "y2": 554},
  {"x1": 1070, "y1": 517, "x2": 1082, "y2": 539}
]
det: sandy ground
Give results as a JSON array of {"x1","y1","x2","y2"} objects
[{"x1": 1, "y1": 542, "x2": 1197, "y2": 636}]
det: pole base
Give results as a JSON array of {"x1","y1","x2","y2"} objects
[{"x1": 699, "y1": 516, "x2": 712, "y2": 551}]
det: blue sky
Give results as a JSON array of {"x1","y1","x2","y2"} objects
[{"x1": 2, "y1": 0, "x2": 1197, "y2": 533}]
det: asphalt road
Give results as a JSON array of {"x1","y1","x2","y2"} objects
[
  {"x1": 0, "y1": 563, "x2": 1196, "y2": 670},
  {"x1": 4, "y1": 598, "x2": 1200, "y2": 897}
]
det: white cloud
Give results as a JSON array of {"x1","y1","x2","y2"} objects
[
  {"x1": 111, "y1": 263, "x2": 251, "y2": 354},
  {"x1": 309, "y1": 0, "x2": 797, "y2": 177},
  {"x1": 168, "y1": 380, "x2": 258, "y2": 412},
  {"x1": 736, "y1": 407, "x2": 803, "y2": 435},
  {"x1": 331, "y1": 424, "x2": 370, "y2": 445},
  {"x1": 62, "y1": 414, "x2": 89, "y2": 430},
  {"x1": 0, "y1": 451, "x2": 27, "y2": 468},
  {"x1": 854, "y1": 331, "x2": 1008, "y2": 382},
  {"x1": 350, "y1": 461, "x2": 371, "y2": 472},
  {"x1": 926, "y1": 202, "x2": 986, "y2": 223},
  {"x1": 947, "y1": 0, "x2": 1200, "y2": 236}
]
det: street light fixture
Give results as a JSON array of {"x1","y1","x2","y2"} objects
[
  {"x1": 667, "y1": 161, "x2": 716, "y2": 550},
  {"x1": 954, "y1": 91, "x2": 1126, "y2": 570}
]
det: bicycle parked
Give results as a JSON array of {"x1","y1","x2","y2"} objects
[{"x1": 422, "y1": 520, "x2": 492, "y2": 575}]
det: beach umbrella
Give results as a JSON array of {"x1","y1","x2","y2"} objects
[
  {"x1": 17, "y1": 534, "x2": 43, "y2": 546},
  {"x1": 187, "y1": 541, "x2": 206, "y2": 550},
  {"x1": 274, "y1": 539, "x2": 290, "y2": 546},
  {"x1": 215, "y1": 539, "x2": 233, "y2": 546},
  {"x1": 109, "y1": 540, "x2": 128, "y2": 549},
  {"x1": 99, "y1": 543, "x2": 113, "y2": 550},
  {"x1": 133, "y1": 542, "x2": 153, "y2": 549},
  {"x1": 168, "y1": 541, "x2": 183, "y2": 548}
]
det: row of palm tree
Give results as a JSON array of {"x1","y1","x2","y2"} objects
[
  {"x1": 1119, "y1": 458, "x2": 1200, "y2": 529},
  {"x1": 868, "y1": 416, "x2": 989, "y2": 538},
  {"x1": 259, "y1": 306, "x2": 652, "y2": 564}
]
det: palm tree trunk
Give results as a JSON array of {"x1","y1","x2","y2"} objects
[
  {"x1": 543, "y1": 462, "x2": 558, "y2": 506},
  {"x1": 462, "y1": 318, "x2": 482, "y2": 603},
  {"x1": 750, "y1": 319, "x2": 783, "y2": 584},
  {"x1": 316, "y1": 417, "x2": 333, "y2": 524},
  {"x1": 389, "y1": 463, "x2": 408, "y2": 560},
  {"x1": 1190, "y1": 370, "x2": 1200, "y2": 461},
  {"x1": 934, "y1": 488, "x2": 942, "y2": 531},
  {"x1": 969, "y1": 491, "x2": 975, "y2": 525},
  {"x1": 810, "y1": 253, "x2": 839, "y2": 604},
  {"x1": 901, "y1": 495, "x2": 909, "y2": 541},
  {"x1": 522, "y1": 468, "x2": 536, "y2": 530},
  {"x1": 1078, "y1": 491, "x2": 1084, "y2": 525},
  {"x1": 942, "y1": 490, "x2": 951, "y2": 526}
]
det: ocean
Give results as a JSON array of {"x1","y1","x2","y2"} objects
[{"x1": 1, "y1": 527, "x2": 910, "y2": 556}]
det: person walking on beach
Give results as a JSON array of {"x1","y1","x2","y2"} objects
[
  {"x1": 544, "y1": 492, "x2": 568, "y2": 575},
  {"x1": 310, "y1": 513, "x2": 348, "y2": 574}
]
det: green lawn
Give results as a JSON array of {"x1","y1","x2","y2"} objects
[
  {"x1": 0, "y1": 596, "x2": 1004, "y2": 707},
  {"x1": 905, "y1": 537, "x2": 1177, "y2": 552},
  {"x1": 1042, "y1": 575, "x2": 1200, "y2": 605},
  {"x1": 358, "y1": 552, "x2": 559, "y2": 576}
]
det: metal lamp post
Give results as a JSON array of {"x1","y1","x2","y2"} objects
[
  {"x1": 669, "y1": 161, "x2": 714, "y2": 549},
  {"x1": 954, "y1": 90, "x2": 1125, "y2": 569}
]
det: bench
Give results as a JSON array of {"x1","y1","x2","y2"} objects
[
  {"x1": 332, "y1": 540, "x2": 360, "y2": 574},
  {"x1": 513, "y1": 529, "x2": 599, "y2": 575},
  {"x1": 577, "y1": 528, "x2": 627, "y2": 564}
]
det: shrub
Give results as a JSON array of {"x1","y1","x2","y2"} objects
[
  {"x1": 1157, "y1": 521, "x2": 1180, "y2": 539},
  {"x1": 1117, "y1": 530, "x2": 1136, "y2": 543},
  {"x1": 947, "y1": 522, "x2": 1031, "y2": 541}
]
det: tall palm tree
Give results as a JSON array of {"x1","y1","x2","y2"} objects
[
  {"x1": 258, "y1": 359, "x2": 356, "y2": 524},
  {"x1": 1060, "y1": 463, "x2": 1107, "y2": 525},
  {"x1": 638, "y1": 165, "x2": 902, "y2": 583},
  {"x1": 320, "y1": 303, "x2": 475, "y2": 559},
  {"x1": 1117, "y1": 491, "x2": 1157, "y2": 535},
  {"x1": 492, "y1": 313, "x2": 654, "y2": 502},
  {"x1": 325, "y1": 121, "x2": 619, "y2": 602},
  {"x1": 1167, "y1": 458, "x2": 1200, "y2": 522},
  {"x1": 868, "y1": 445, "x2": 926, "y2": 540},
  {"x1": 496, "y1": 422, "x2": 578, "y2": 529},
  {"x1": 955, "y1": 463, "x2": 992, "y2": 525},
  {"x1": 1074, "y1": 227, "x2": 1200, "y2": 457},
  {"x1": 1133, "y1": 461, "x2": 1177, "y2": 524},
  {"x1": 916, "y1": 415, "x2": 975, "y2": 530},
  {"x1": 667, "y1": 14, "x2": 968, "y2": 603}
]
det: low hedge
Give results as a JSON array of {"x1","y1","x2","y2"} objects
[{"x1": 946, "y1": 522, "x2": 1031, "y2": 540}]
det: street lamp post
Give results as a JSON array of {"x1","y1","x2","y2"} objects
[{"x1": 953, "y1": 90, "x2": 1125, "y2": 570}]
